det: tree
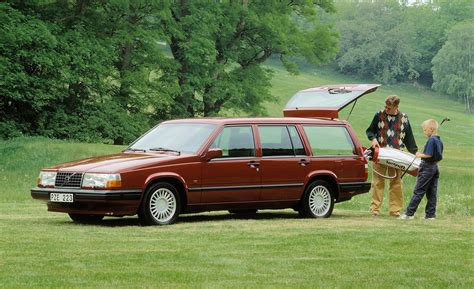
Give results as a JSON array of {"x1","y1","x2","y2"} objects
[
  {"x1": 332, "y1": 0, "x2": 421, "y2": 84},
  {"x1": 432, "y1": 21, "x2": 474, "y2": 113},
  {"x1": 158, "y1": 0, "x2": 339, "y2": 117},
  {"x1": 0, "y1": 3, "x2": 66, "y2": 138},
  {"x1": 0, "y1": 1, "x2": 164, "y2": 143},
  {"x1": 1, "y1": 1, "x2": 339, "y2": 142}
]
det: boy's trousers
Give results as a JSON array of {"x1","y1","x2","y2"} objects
[
  {"x1": 406, "y1": 161, "x2": 439, "y2": 218},
  {"x1": 369, "y1": 162, "x2": 403, "y2": 216}
]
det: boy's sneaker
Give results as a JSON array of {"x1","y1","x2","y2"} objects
[
  {"x1": 424, "y1": 217, "x2": 436, "y2": 221},
  {"x1": 399, "y1": 214, "x2": 414, "y2": 220}
]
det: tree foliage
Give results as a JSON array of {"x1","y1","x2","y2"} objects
[
  {"x1": 159, "y1": 0, "x2": 338, "y2": 117},
  {"x1": 432, "y1": 21, "x2": 474, "y2": 113},
  {"x1": 0, "y1": 0, "x2": 339, "y2": 142},
  {"x1": 331, "y1": 0, "x2": 473, "y2": 85}
]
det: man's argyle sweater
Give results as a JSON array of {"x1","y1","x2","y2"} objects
[{"x1": 366, "y1": 110, "x2": 418, "y2": 154}]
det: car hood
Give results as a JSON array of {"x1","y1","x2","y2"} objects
[{"x1": 45, "y1": 152, "x2": 189, "y2": 173}]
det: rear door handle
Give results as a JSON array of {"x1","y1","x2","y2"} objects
[{"x1": 299, "y1": 159, "x2": 310, "y2": 166}]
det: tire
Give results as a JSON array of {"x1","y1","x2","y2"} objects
[
  {"x1": 138, "y1": 182, "x2": 181, "y2": 226},
  {"x1": 228, "y1": 209, "x2": 258, "y2": 215},
  {"x1": 68, "y1": 213, "x2": 104, "y2": 224},
  {"x1": 299, "y1": 180, "x2": 335, "y2": 218}
]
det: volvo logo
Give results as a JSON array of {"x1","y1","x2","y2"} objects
[{"x1": 61, "y1": 173, "x2": 77, "y2": 186}]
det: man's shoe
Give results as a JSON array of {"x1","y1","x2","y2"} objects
[
  {"x1": 371, "y1": 212, "x2": 380, "y2": 217},
  {"x1": 399, "y1": 214, "x2": 414, "y2": 220},
  {"x1": 424, "y1": 217, "x2": 436, "y2": 220}
]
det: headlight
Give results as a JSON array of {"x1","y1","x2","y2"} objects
[
  {"x1": 38, "y1": 171, "x2": 57, "y2": 187},
  {"x1": 81, "y1": 173, "x2": 121, "y2": 189}
]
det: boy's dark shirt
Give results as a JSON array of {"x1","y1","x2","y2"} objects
[{"x1": 423, "y1": 135, "x2": 443, "y2": 162}]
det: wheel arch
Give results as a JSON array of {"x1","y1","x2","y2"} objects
[
  {"x1": 142, "y1": 174, "x2": 188, "y2": 212},
  {"x1": 303, "y1": 171, "x2": 339, "y2": 201}
]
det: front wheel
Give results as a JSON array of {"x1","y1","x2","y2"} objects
[
  {"x1": 138, "y1": 182, "x2": 181, "y2": 226},
  {"x1": 68, "y1": 214, "x2": 104, "y2": 224},
  {"x1": 299, "y1": 180, "x2": 335, "y2": 218}
]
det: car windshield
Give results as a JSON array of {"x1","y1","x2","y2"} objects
[{"x1": 129, "y1": 123, "x2": 217, "y2": 154}]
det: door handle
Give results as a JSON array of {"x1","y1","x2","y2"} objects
[
  {"x1": 247, "y1": 161, "x2": 260, "y2": 169},
  {"x1": 299, "y1": 159, "x2": 310, "y2": 166}
]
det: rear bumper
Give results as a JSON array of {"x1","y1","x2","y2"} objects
[
  {"x1": 31, "y1": 187, "x2": 142, "y2": 216},
  {"x1": 337, "y1": 182, "x2": 371, "y2": 203}
]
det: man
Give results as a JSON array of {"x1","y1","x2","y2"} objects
[{"x1": 366, "y1": 95, "x2": 418, "y2": 217}]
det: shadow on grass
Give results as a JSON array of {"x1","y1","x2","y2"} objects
[{"x1": 52, "y1": 209, "x2": 368, "y2": 227}]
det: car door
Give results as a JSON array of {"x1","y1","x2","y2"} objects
[
  {"x1": 200, "y1": 125, "x2": 261, "y2": 203},
  {"x1": 258, "y1": 125, "x2": 309, "y2": 201},
  {"x1": 303, "y1": 125, "x2": 365, "y2": 182}
]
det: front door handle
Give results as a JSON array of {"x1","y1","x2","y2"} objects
[
  {"x1": 299, "y1": 159, "x2": 310, "y2": 166},
  {"x1": 247, "y1": 161, "x2": 260, "y2": 171},
  {"x1": 247, "y1": 161, "x2": 260, "y2": 168}
]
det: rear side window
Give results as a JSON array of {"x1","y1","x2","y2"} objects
[
  {"x1": 258, "y1": 125, "x2": 307, "y2": 156},
  {"x1": 258, "y1": 126, "x2": 294, "y2": 156},
  {"x1": 303, "y1": 126, "x2": 356, "y2": 156},
  {"x1": 211, "y1": 126, "x2": 255, "y2": 158}
]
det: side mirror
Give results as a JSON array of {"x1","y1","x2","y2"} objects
[{"x1": 205, "y1": 148, "x2": 223, "y2": 161}]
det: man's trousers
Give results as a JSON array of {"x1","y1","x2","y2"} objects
[{"x1": 369, "y1": 162, "x2": 403, "y2": 216}]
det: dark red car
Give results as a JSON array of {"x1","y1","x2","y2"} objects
[{"x1": 32, "y1": 84, "x2": 379, "y2": 225}]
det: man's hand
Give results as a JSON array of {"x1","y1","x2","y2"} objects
[{"x1": 370, "y1": 138, "x2": 380, "y2": 148}]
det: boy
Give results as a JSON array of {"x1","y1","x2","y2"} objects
[{"x1": 400, "y1": 119, "x2": 443, "y2": 220}]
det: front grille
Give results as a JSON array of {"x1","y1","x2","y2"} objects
[{"x1": 55, "y1": 172, "x2": 83, "y2": 188}]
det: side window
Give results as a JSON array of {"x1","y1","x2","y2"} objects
[
  {"x1": 211, "y1": 126, "x2": 255, "y2": 158},
  {"x1": 303, "y1": 126, "x2": 356, "y2": 156},
  {"x1": 258, "y1": 126, "x2": 294, "y2": 157},
  {"x1": 288, "y1": 126, "x2": 307, "y2": 156}
]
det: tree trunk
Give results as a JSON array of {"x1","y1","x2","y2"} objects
[{"x1": 117, "y1": 42, "x2": 133, "y2": 108}]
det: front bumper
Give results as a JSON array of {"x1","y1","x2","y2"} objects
[
  {"x1": 31, "y1": 187, "x2": 142, "y2": 201},
  {"x1": 337, "y1": 182, "x2": 371, "y2": 203},
  {"x1": 31, "y1": 187, "x2": 142, "y2": 216}
]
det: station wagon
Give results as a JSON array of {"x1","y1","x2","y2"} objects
[{"x1": 32, "y1": 84, "x2": 379, "y2": 225}]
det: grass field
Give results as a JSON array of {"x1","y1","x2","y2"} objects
[{"x1": 1, "y1": 66, "x2": 473, "y2": 288}]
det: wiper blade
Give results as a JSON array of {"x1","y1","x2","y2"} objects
[
  {"x1": 123, "y1": 148, "x2": 146, "y2": 152},
  {"x1": 149, "y1": 147, "x2": 181, "y2": 155}
]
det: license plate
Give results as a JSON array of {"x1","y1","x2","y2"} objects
[{"x1": 50, "y1": 193, "x2": 74, "y2": 203}]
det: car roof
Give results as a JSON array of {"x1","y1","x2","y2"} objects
[{"x1": 162, "y1": 117, "x2": 348, "y2": 126}]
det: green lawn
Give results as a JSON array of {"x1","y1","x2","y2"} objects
[
  {"x1": 1, "y1": 204, "x2": 472, "y2": 288},
  {"x1": 1, "y1": 66, "x2": 473, "y2": 288}
]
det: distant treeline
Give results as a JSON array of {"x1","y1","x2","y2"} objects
[
  {"x1": 329, "y1": 0, "x2": 473, "y2": 112},
  {"x1": 0, "y1": 1, "x2": 472, "y2": 144}
]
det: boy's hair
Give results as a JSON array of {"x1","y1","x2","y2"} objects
[
  {"x1": 385, "y1": 95, "x2": 400, "y2": 106},
  {"x1": 422, "y1": 119, "x2": 439, "y2": 133}
]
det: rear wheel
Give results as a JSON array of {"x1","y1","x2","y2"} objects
[
  {"x1": 68, "y1": 214, "x2": 104, "y2": 224},
  {"x1": 138, "y1": 182, "x2": 181, "y2": 226},
  {"x1": 299, "y1": 180, "x2": 334, "y2": 218}
]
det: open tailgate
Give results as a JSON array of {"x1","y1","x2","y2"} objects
[{"x1": 283, "y1": 84, "x2": 381, "y2": 119}]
